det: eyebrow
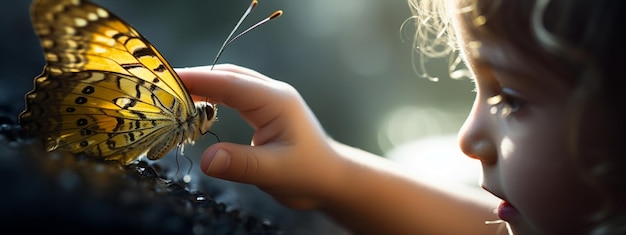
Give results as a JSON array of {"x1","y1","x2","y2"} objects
[
  {"x1": 470, "y1": 47, "x2": 574, "y2": 94},
  {"x1": 480, "y1": 58, "x2": 527, "y2": 80}
]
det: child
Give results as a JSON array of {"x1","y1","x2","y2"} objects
[{"x1": 176, "y1": 0, "x2": 625, "y2": 234}]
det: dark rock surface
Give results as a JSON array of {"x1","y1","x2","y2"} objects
[
  {"x1": 0, "y1": 102, "x2": 346, "y2": 235},
  {"x1": 0, "y1": 113, "x2": 282, "y2": 234}
]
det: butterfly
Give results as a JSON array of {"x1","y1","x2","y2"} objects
[{"x1": 19, "y1": 0, "x2": 218, "y2": 165}]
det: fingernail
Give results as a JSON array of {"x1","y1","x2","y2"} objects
[{"x1": 201, "y1": 149, "x2": 231, "y2": 174}]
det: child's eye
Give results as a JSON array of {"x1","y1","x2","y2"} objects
[{"x1": 486, "y1": 88, "x2": 525, "y2": 117}]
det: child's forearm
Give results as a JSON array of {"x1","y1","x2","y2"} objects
[{"x1": 321, "y1": 141, "x2": 507, "y2": 235}]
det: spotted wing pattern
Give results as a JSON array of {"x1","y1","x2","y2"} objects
[{"x1": 20, "y1": 0, "x2": 216, "y2": 164}]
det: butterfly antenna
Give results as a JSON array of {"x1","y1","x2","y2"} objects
[
  {"x1": 222, "y1": 10, "x2": 282, "y2": 51},
  {"x1": 210, "y1": 0, "x2": 258, "y2": 70},
  {"x1": 210, "y1": 0, "x2": 282, "y2": 70}
]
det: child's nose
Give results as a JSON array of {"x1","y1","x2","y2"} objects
[{"x1": 457, "y1": 99, "x2": 498, "y2": 164}]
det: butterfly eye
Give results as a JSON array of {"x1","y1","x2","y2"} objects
[{"x1": 204, "y1": 103, "x2": 216, "y2": 121}]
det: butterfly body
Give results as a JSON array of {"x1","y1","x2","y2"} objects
[{"x1": 20, "y1": 0, "x2": 217, "y2": 164}]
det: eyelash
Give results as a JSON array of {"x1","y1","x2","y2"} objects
[{"x1": 486, "y1": 88, "x2": 525, "y2": 117}]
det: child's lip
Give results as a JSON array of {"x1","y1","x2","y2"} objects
[
  {"x1": 481, "y1": 185, "x2": 520, "y2": 220},
  {"x1": 497, "y1": 200, "x2": 520, "y2": 220}
]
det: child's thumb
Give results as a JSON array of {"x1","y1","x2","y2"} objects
[{"x1": 199, "y1": 143, "x2": 271, "y2": 184}]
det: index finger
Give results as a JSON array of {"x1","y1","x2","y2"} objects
[{"x1": 176, "y1": 64, "x2": 297, "y2": 129}]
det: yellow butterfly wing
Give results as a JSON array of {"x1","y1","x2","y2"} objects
[
  {"x1": 30, "y1": 0, "x2": 195, "y2": 109},
  {"x1": 20, "y1": 0, "x2": 216, "y2": 164}
]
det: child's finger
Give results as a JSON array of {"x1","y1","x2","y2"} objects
[
  {"x1": 177, "y1": 66, "x2": 296, "y2": 129},
  {"x1": 199, "y1": 142, "x2": 286, "y2": 185}
]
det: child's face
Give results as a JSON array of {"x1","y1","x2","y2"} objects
[{"x1": 454, "y1": 13, "x2": 606, "y2": 235}]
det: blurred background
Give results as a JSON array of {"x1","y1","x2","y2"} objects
[{"x1": 1, "y1": 0, "x2": 493, "y2": 233}]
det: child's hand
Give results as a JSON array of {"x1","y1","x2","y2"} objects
[
  {"x1": 177, "y1": 64, "x2": 342, "y2": 210},
  {"x1": 178, "y1": 65, "x2": 504, "y2": 235}
]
